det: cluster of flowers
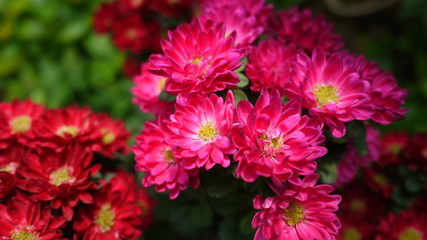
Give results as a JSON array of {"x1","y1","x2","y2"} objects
[
  {"x1": 130, "y1": 0, "x2": 408, "y2": 239},
  {"x1": 334, "y1": 131, "x2": 427, "y2": 240},
  {"x1": 0, "y1": 99, "x2": 155, "y2": 240},
  {"x1": 93, "y1": 0, "x2": 201, "y2": 77}
]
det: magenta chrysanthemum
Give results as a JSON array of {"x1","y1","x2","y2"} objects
[
  {"x1": 133, "y1": 117, "x2": 200, "y2": 199},
  {"x1": 150, "y1": 18, "x2": 246, "y2": 96},
  {"x1": 285, "y1": 49, "x2": 374, "y2": 138},
  {"x1": 246, "y1": 39, "x2": 299, "y2": 94},
  {"x1": 252, "y1": 174, "x2": 341, "y2": 240},
  {"x1": 132, "y1": 60, "x2": 174, "y2": 115},
  {"x1": 231, "y1": 89, "x2": 327, "y2": 183},
  {"x1": 269, "y1": 7, "x2": 344, "y2": 56},
  {"x1": 166, "y1": 91, "x2": 236, "y2": 170}
]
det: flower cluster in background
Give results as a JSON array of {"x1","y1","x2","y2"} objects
[
  {"x1": 126, "y1": 0, "x2": 411, "y2": 239},
  {"x1": 0, "y1": 99, "x2": 155, "y2": 239}
]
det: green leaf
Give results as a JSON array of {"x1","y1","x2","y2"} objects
[
  {"x1": 317, "y1": 162, "x2": 338, "y2": 184},
  {"x1": 190, "y1": 202, "x2": 213, "y2": 228},
  {"x1": 352, "y1": 122, "x2": 368, "y2": 156},
  {"x1": 235, "y1": 57, "x2": 248, "y2": 73},
  {"x1": 236, "y1": 73, "x2": 249, "y2": 88},
  {"x1": 232, "y1": 89, "x2": 248, "y2": 106},
  {"x1": 57, "y1": 16, "x2": 90, "y2": 43},
  {"x1": 239, "y1": 212, "x2": 256, "y2": 234}
]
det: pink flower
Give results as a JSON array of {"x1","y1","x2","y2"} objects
[
  {"x1": 231, "y1": 89, "x2": 327, "y2": 183},
  {"x1": 284, "y1": 49, "x2": 374, "y2": 138},
  {"x1": 166, "y1": 91, "x2": 236, "y2": 170},
  {"x1": 150, "y1": 18, "x2": 246, "y2": 96},
  {"x1": 334, "y1": 124, "x2": 380, "y2": 186},
  {"x1": 199, "y1": 5, "x2": 264, "y2": 47},
  {"x1": 246, "y1": 39, "x2": 299, "y2": 94},
  {"x1": 269, "y1": 7, "x2": 344, "y2": 56},
  {"x1": 346, "y1": 55, "x2": 408, "y2": 125},
  {"x1": 132, "y1": 60, "x2": 174, "y2": 115},
  {"x1": 133, "y1": 117, "x2": 200, "y2": 199},
  {"x1": 252, "y1": 174, "x2": 341, "y2": 240}
]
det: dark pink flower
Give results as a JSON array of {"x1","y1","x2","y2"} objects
[
  {"x1": 284, "y1": 49, "x2": 374, "y2": 138},
  {"x1": 133, "y1": 117, "x2": 200, "y2": 199},
  {"x1": 246, "y1": 39, "x2": 299, "y2": 94},
  {"x1": 132, "y1": 60, "x2": 174, "y2": 115},
  {"x1": 252, "y1": 174, "x2": 341, "y2": 240},
  {"x1": 231, "y1": 89, "x2": 327, "y2": 183},
  {"x1": 150, "y1": 18, "x2": 246, "y2": 96},
  {"x1": 269, "y1": 7, "x2": 343, "y2": 56},
  {"x1": 166, "y1": 91, "x2": 236, "y2": 170},
  {"x1": 376, "y1": 210, "x2": 427, "y2": 240}
]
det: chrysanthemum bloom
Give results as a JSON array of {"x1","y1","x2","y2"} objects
[
  {"x1": 0, "y1": 145, "x2": 29, "y2": 198},
  {"x1": 201, "y1": 0, "x2": 273, "y2": 29},
  {"x1": 404, "y1": 133, "x2": 427, "y2": 170},
  {"x1": 246, "y1": 39, "x2": 299, "y2": 94},
  {"x1": 32, "y1": 105, "x2": 101, "y2": 151},
  {"x1": 132, "y1": 60, "x2": 175, "y2": 115},
  {"x1": 166, "y1": 91, "x2": 235, "y2": 170},
  {"x1": 93, "y1": 2, "x2": 118, "y2": 33},
  {"x1": 284, "y1": 49, "x2": 374, "y2": 138},
  {"x1": 0, "y1": 99, "x2": 44, "y2": 148},
  {"x1": 112, "y1": 15, "x2": 149, "y2": 54},
  {"x1": 231, "y1": 89, "x2": 327, "y2": 183},
  {"x1": 269, "y1": 7, "x2": 343, "y2": 56},
  {"x1": 379, "y1": 131, "x2": 408, "y2": 166},
  {"x1": 150, "y1": 18, "x2": 246, "y2": 96},
  {"x1": 252, "y1": 174, "x2": 341, "y2": 240},
  {"x1": 73, "y1": 174, "x2": 144, "y2": 240},
  {"x1": 90, "y1": 113, "x2": 131, "y2": 158},
  {"x1": 133, "y1": 117, "x2": 200, "y2": 199},
  {"x1": 149, "y1": 0, "x2": 199, "y2": 17},
  {"x1": 337, "y1": 216, "x2": 376, "y2": 240},
  {"x1": 118, "y1": 0, "x2": 147, "y2": 11},
  {"x1": 348, "y1": 55, "x2": 408, "y2": 125},
  {"x1": 362, "y1": 165, "x2": 393, "y2": 198},
  {"x1": 199, "y1": 5, "x2": 264, "y2": 47},
  {"x1": 376, "y1": 210, "x2": 427, "y2": 240},
  {"x1": 0, "y1": 194, "x2": 66, "y2": 239},
  {"x1": 334, "y1": 124, "x2": 380, "y2": 186},
  {"x1": 17, "y1": 145, "x2": 100, "y2": 221}
]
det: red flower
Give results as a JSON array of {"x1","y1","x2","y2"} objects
[
  {"x1": 112, "y1": 15, "x2": 150, "y2": 54},
  {"x1": 376, "y1": 210, "x2": 427, "y2": 240},
  {"x1": 231, "y1": 89, "x2": 327, "y2": 183},
  {"x1": 252, "y1": 174, "x2": 341, "y2": 240},
  {"x1": 337, "y1": 216, "x2": 376, "y2": 240},
  {"x1": 132, "y1": 60, "x2": 175, "y2": 115},
  {"x1": 404, "y1": 133, "x2": 427, "y2": 170},
  {"x1": 150, "y1": 18, "x2": 246, "y2": 96},
  {"x1": 118, "y1": 0, "x2": 147, "y2": 11},
  {"x1": 166, "y1": 91, "x2": 236, "y2": 170},
  {"x1": 93, "y1": 2, "x2": 119, "y2": 34},
  {"x1": 246, "y1": 39, "x2": 299, "y2": 94},
  {"x1": 284, "y1": 49, "x2": 374, "y2": 138},
  {"x1": 123, "y1": 57, "x2": 142, "y2": 78},
  {"x1": 149, "y1": 0, "x2": 199, "y2": 17},
  {"x1": 0, "y1": 144, "x2": 29, "y2": 199},
  {"x1": 0, "y1": 194, "x2": 66, "y2": 239},
  {"x1": 379, "y1": 131, "x2": 409, "y2": 166},
  {"x1": 32, "y1": 105, "x2": 101, "y2": 151},
  {"x1": 133, "y1": 117, "x2": 200, "y2": 199},
  {"x1": 73, "y1": 173, "x2": 145, "y2": 240},
  {"x1": 0, "y1": 99, "x2": 44, "y2": 149},
  {"x1": 269, "y1": 7, "x2": 343, "y2": 56},
  {"x1": 17, "y1": 145, "x2": 100, "y2": 221},
  {"x1": 363, "y1": 165, "x2": 393, "y2": 199},
  {"x1": 91, "y1": 113, "x2": 131, "y2": 158}
]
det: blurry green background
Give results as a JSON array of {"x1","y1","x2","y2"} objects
[{"x1": 1, "y1": 0, "x2": 426, "y2": 134}]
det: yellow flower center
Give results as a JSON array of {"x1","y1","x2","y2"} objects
[
  {"x1": 197, "y1": 123, "x2": 217, "y2": 142},
  {"x1": 157, "y1": 78, "x2": 166, "y2": 92},
  {"x1": 10, "y1": 115, "x2": 32, "y2": 133},
  {"x1": 57, "y1": 125, "x2": 79, "y2": 138},
  {"x1": 101, "y1": 129, "x2": 116, "y2": 145},
  {"x1": 0, "y1": 162, "x2": 19, "y2": 173},
  {"x1": 164, "y1": 150, "x2": 175, "y2": 163},
  {"x1": 389, "y1": 144, "x2": 402, "y2": 155},
  {"x1": 270, "y1": 137, "x2": 283, "y2": 149},
  {"x1": 283, "y1": 201, "x2": 305, "y2": 226},
  {"x1": 373, "y1": 173, "x2": 388, "y2": 187},
  {"x1": 192, "y1": 57, "x2": 203, "y2": 66},
  {"x1": 11, "y1": 230, "x2": 39, "y2": 240},
  {"x1": 313, "y1": 85, "x2": 340, "y2": 106},
  {"x1": 350, "y1": 199, "x2": 365, "y2": 212},
  {"x1": 95, "y1": 203, "x2": 115, "y2": 233},
  {"x1": 399, "y1": 228, "x2": 422, "y2": 240},
  {"x1": 344, "y1": 227, "x2": 361, "y2": 240},
  {"x1": 50, "y1": 168, "x2": 72, "y2": 186},
  {"x1": 126, "y1": 29, "x2": 137, "y2": 39}
]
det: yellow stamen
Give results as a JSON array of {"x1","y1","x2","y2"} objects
[
  {"x1": 164, "y1": 150, "x2": 175, "y2": 162},
  {"x1": 95, "y1": 203, "x2": 115, "y2": 233},
  {"x1": 10, "y1": 115, "x2": 32, "y2": 133},
  {"x1": 197, "y1": 123, "x2": 217, "y2": 142},
  {"x1": 312, "y1": 85, "x2": 340, "y2": 106},
  {"x1": 344, "y1": 227, "x2": 361, "y2": 240},
  {"x1": 101, "y1": 129, "x2": 116, "y2": 145},
  {"x1": 11, "y1": 230, "x2": 39, "y2": 240},
  {"x1": 350, "y1": 199, "x2": 365, "y2": 212},
  {"x1": 157, "y1": 78, "x2": 166, "y2": 92},
  {"x1": 50, "y1": 168, "x2": 72, "y2": 186},
  {"x1": 389, "y1": 144, "x2": 402, "y2": 155},
  {"x1": 373, "y1": 173, "x2": 388, "y2": 187},
  {"x1": 283, "y1": 201, "x2": 305, "y2": 226},
  {"x1": 192, "y1": 57, "x2": 203, "y2": 66},
  {"x1": 399, "y1": 228, "x2": 422, "y2": 240},
  {"x1": 0, "y1": 162, "x2": 19, "y2": 173},
  {"x1": 57, "y1": 125, "x2": 79, "y2": 138}
]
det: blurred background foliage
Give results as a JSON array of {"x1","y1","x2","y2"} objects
[{"x1": 1, "y1": 0, "x2": 427, "y2": 239}]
